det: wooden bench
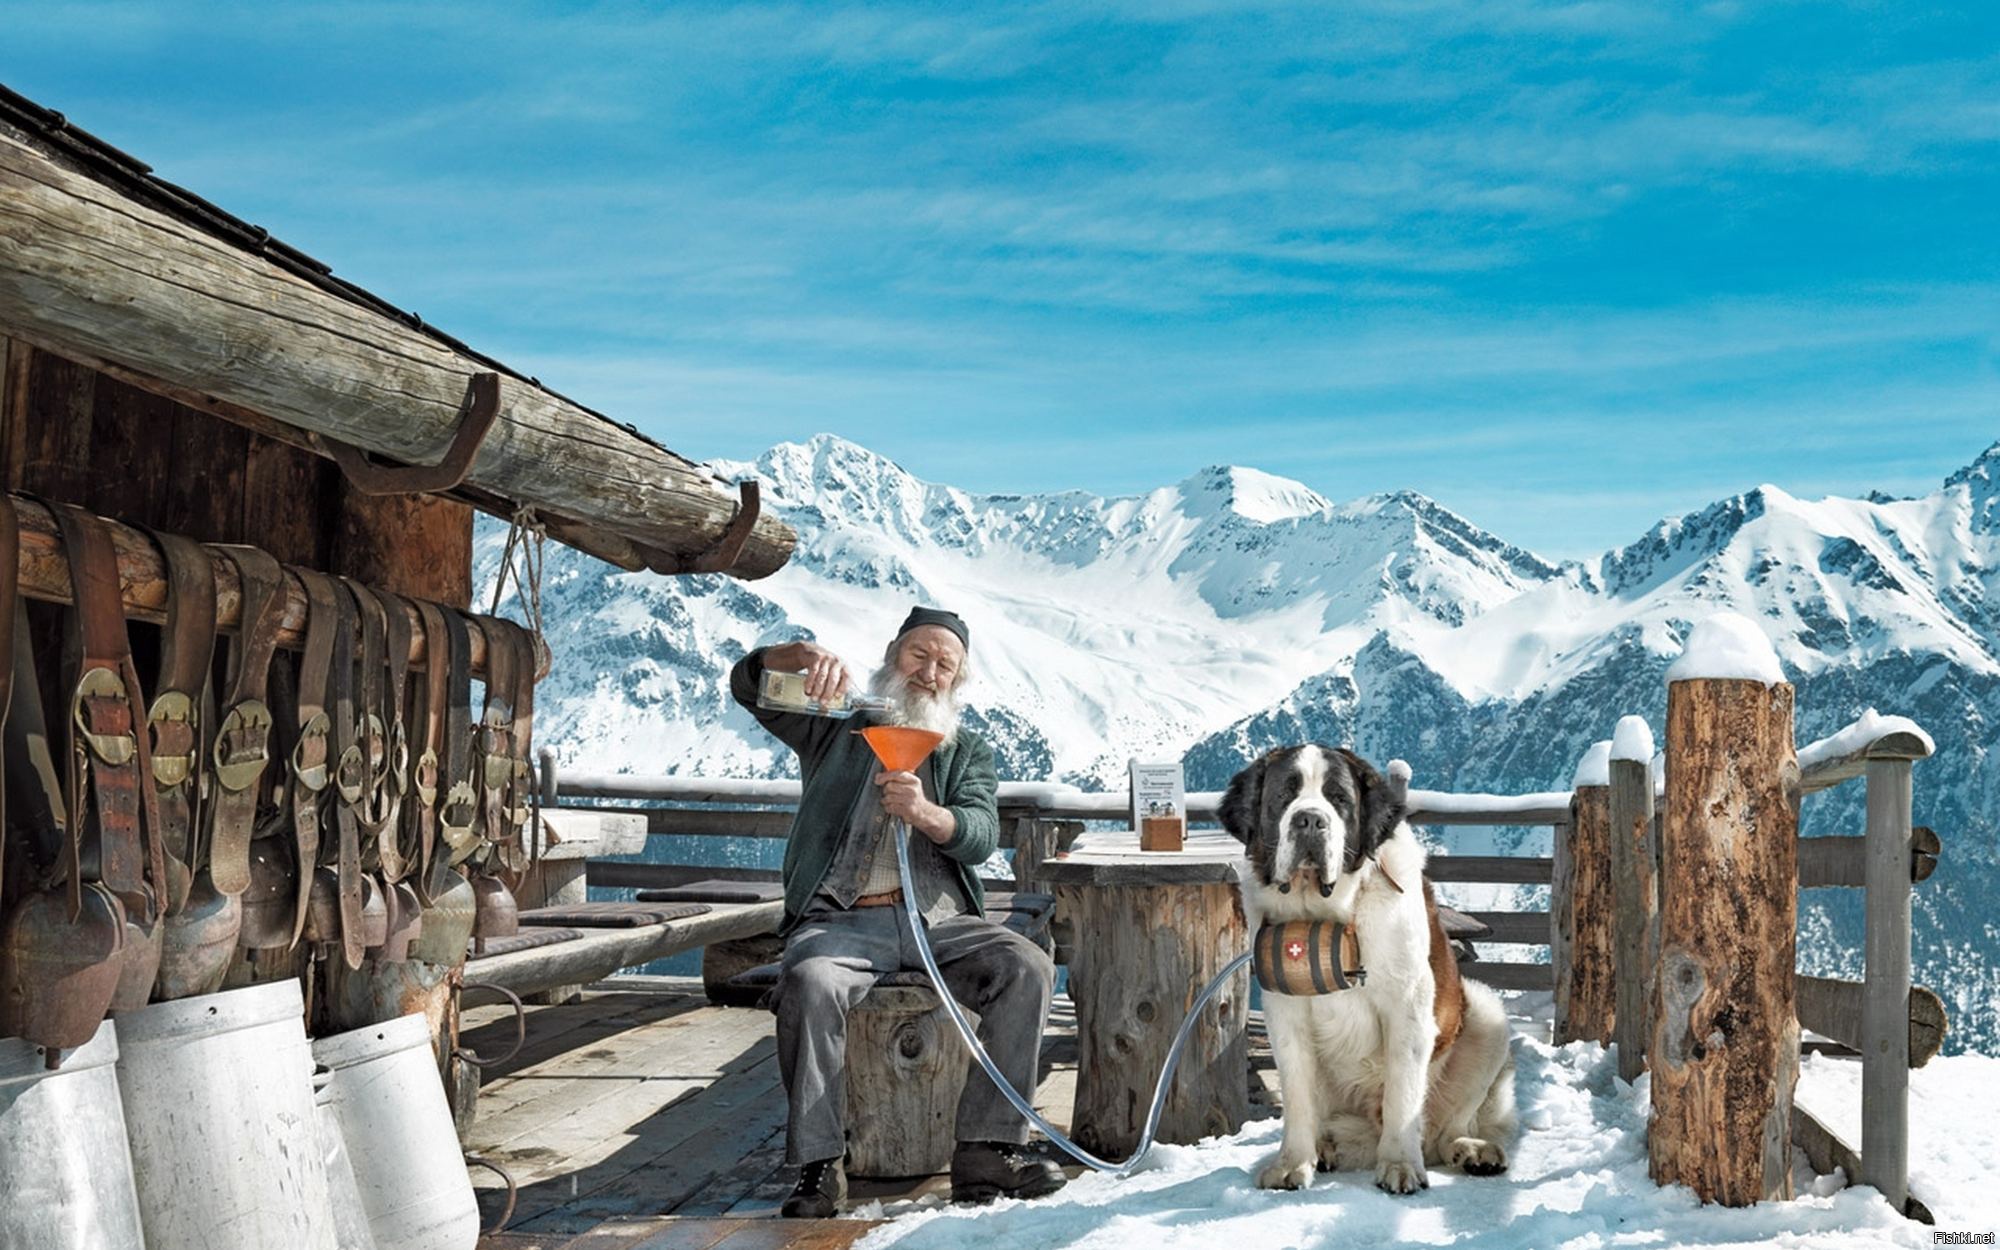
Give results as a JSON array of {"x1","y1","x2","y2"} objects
[{"x1": 699, "y1": 892, "x2": 1055, "y2": 1178}]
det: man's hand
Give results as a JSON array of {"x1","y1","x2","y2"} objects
[
  {"x1": 876, "y1": 770, "x2": 956, "y2": 844},
  {"x1": 764, "y1": 639, "x2": 850, "y2": 705}
]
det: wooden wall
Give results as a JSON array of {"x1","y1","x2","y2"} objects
[{"x1": 0, "y1": 337, "x2": 473, "y2": 605}]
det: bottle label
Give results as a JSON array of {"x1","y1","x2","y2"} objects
[{"x1": 758, "y1": 669, "x2": 849, "y2": 716}]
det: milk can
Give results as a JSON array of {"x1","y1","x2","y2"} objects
[
  {"x1": 0, "y1": 1018, "x2": 145, "y2": 1250},
  {"x1": 314, "y1": 1012, "x2": 480, "y2": 1250},
  {"x1": 314, "y1": 1067, "x2": 380, "y2": 1250},
  {"x1": 113, "y1": 977, "x2": 337, "y2": 1250}
]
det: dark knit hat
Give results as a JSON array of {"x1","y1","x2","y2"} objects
[{"x1": 896, "y1": 606, "x2": 970, "y2": 651}]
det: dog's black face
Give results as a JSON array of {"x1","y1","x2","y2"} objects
[{"x1": 1218, "y1": 745, "x2": 1404, "y2": 895}]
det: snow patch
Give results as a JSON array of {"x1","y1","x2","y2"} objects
[
  {"x1": 1571, "y1": 739, "x2": 1612, "y2": 788},
  {"x1": 1665, "y1": 611, "x2": 1787, "y2": 685},
  {"x1": 1797, "y1": 708, "x2": 1936, "y2": 772},
  {"x1": 1612, "y1": 715, "x2": 1655, "y2": 764}
]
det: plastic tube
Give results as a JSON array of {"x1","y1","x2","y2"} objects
[{"x1": 895, "y1": 817, "x2": 1251, "y2": 1176}]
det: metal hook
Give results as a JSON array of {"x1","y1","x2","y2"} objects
[{"x1": 316, "y1": 372, "x2": 502, "y2": 495}]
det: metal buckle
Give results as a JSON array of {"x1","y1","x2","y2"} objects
[
  {"x1": 388, "y1": 720, "x2": 411, "y2": 796},
  {"x1": 291, "y1": 711, "x2": 332, "y2": 791},
  {"x1": 146, "y1": 690, "x2": 197, "y2": 787},
  {"x1": 335, "y1": 744, "x2": 367, "y2": 805},
  {"x1": 212, "y1": 700, "x2": 273, "y2": 792},
  {"x1": 413, "y1": 749, "x2": 440, "y2": 807},
  {"x1": 440, "y1": 780, "x2": 479, "y2": 849},
  {"x1": 479, "y1": 721, "x2": 513, "y2": 788},
  {"x1": 73, "y1": 668, "x2": 138, "y2": 766}
]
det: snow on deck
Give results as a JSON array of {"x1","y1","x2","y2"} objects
[{"x1": 854, "y1": 998, "x2": 1995, "y2": 1249}]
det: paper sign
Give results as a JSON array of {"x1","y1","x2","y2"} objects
[{"x1": 1128, "y1": 759, "x2": 1185, "y2": 831}]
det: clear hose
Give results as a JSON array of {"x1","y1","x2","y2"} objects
[{"x1": 895, "y1": 817, "x2": 1252, "y2": 1176}]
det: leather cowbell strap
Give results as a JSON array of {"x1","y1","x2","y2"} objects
[
  {"x1": 374, "y1": 589, "x2": 414, "y2": 881},
  {"x1": 327, "y1": 577, "x2": 366, "y2": 970},
  {"x1": 207, "y1": 546, "x2": 286, "y2": 898},
  {"x1": 410, "y1": 599, "x2": 449, "y2": 902},
  {"x1": 475, "y1": 614, "x2": 517, "y2": 857},
  {"x1": 438, "y1": 606, "x2": 479, "y2": 866},
  {"x1": 50, "y1": 502, "x2": 164, "y2": 925},
  {"x1": 343, "y1": 579, "x2": 389, "y2": 875},
  {"x1": 511, "y1": 621, "x2": 538, "y2": 868},
  {"x1": 287, "y1": 569, "x2": 340, "y2": 949},
  {"x1": 0, "y1": 497, "x2": 15, "y2": 907},
  {"x1": 142, "y1": 529, "x2": 216, "y2": 915}
]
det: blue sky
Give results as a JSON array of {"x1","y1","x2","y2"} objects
[{"x1": 7, "y1": 2, "x2": 1997, "y2": 558}]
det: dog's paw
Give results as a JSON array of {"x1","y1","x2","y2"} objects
[
  {"x1": 1257, "y1": 1156, "x2": 1315, "y2": 1191},
  {"x1": 1446, "y1": 1136, "x2": 1509, "y2": 1177},
  {"x1": 1374, "y1": 1157, "x2": 1429, "y2": 1195}
]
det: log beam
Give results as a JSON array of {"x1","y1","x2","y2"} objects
[
  {"x1": 11, "y1": 492, "x2": 535, "y2": 678},
  {"x1": 1649, "y1": 676, "x2": 1800, "y2": 1206},
  {"x1": 0, "y1": 123, "x2": 793, "y2": 578}
]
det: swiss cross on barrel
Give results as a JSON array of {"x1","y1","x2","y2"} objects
[{"x1": 1285, "y1": 939, "x2": 1306, "y2": 961}]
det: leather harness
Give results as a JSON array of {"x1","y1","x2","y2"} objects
[
  {"x1": 207, "y1": 546, "x2": 286, "y2": 898},
  {"x1": 288, "y1": 569, "x2": 340, "y2": 949},
  {"x1": 143, "y1": 529, "x2": 216, "y2": 917}
]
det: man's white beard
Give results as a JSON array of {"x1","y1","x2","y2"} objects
[{"x1": 868, "y1": 667, "x2": 961, "y2": 746}]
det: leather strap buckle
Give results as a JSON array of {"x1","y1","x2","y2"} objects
[
  {"x1": 335, "y1": 744, "x2": 367, "y2": 805},
  {"x1": 73, "y1": 667, "x2": 137, "y2": 766},
  {"x1": 292, "y1": 710, "x2": 332, "y2": 791},
  {"x1": 145, "y1": 690, "x2": 198, "y2": 788},
  {"x1": 413, "y1": 748, "x2": 440, "y2": 807},
  {"x1": 213, "y1": 700, "x2": 273, "y2": 792},
  {"x1": 440, "y1": 780, "x2": 479, "y2": 851}
]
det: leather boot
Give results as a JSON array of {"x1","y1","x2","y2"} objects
[
  {"x1": 781, "y1": 1156, "x2": 846, "y2": 1218},
  {"x1": 950, "y1": 1141, "x2": 1067, "y2": 1203}
]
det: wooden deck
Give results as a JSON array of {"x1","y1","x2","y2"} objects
[{"x1": 461, "y1": 975, "x2": 1280, "y2": 1250}]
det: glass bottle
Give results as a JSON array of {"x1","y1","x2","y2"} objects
[{"x1": 756, "y1": 668, "x2": 894, "y2": 718}]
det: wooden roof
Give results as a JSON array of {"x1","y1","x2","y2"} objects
[{"x1": 0, "y1": 83, "x2": 794, "y2": 579}]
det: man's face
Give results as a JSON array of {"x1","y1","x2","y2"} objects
[{"x1": 893, "y1": 625, "x2": 966, "y2": 695}]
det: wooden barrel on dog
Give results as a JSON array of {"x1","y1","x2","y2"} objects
[{"x1": 1252, "y1": 922, "x2": 1362, "y2": 996}]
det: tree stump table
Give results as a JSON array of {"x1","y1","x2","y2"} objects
[{"x1": 1041, "y1": 827, "x2": 1250, "y2": 1158}]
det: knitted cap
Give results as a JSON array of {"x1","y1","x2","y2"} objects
[{"x1": 896, "y1": 606, "x2": 970, "y2": 651}]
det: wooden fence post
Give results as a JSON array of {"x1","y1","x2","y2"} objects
[
  {"x1": 1609, "y1": 720, "x2": 1659, "y2": 1083},
  {"x1": 1554, "y1": 741, "x2": 1615, "y2": 1046},
  {"x1": 1860, "y1": 757, "x2": 1913, "y2": 1213},
  {"x1": 1649, "y1": 665, "x2": 1800, "y2": 1205}
]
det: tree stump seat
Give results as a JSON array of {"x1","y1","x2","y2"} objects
[{"x1": 715, "y1": 894, "x2": 1054, "y2": 1178}]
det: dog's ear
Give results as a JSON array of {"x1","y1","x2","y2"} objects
[
  {"x1": 1338, "y1": 748, "x2": 1405, "y2": 862},
  {"x1": 1218, "y1": 751, "x2": 1275, "y2": 846}
]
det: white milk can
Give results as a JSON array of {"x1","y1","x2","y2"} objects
[
  {"x1": 114, "y1": 978, "x2": 336, "y2": 1250},
  {"x1": 0, "y1": 1017, "x2": 145, "y2": 1250},
  {"x1": 314, "y1": 1012, "x2": 480, "y2": 1250}
]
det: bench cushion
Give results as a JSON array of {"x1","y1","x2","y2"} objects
[
  {"x1": 517, "y1": 901, "x2": 711, "y2": 928},
  {"x1": 636, "y1": 880, "x2": 785, "y2": 905},
  {"x1": 468, "y1": 928, "x2": 584, "y2": 960}
]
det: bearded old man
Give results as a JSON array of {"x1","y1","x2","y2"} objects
[{"x1": 728, "y1": 607, "x2": 1066, "y2": 1218}]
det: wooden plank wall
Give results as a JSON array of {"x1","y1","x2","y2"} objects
[{"x1": 0, "y1": 337, "x2": 471, "y2": 605}]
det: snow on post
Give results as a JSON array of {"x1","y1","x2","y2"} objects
[
  {"x1": 1608, "y1": 717, "x2": 1661, "y2": 1084},
  {"x1": 1664, "y1": 611, "x2": 1785, "y2": 685},
  {"x1": 1651, "y1": 615, "x2": 1798, "y2": 1205},
  {"x1": 1555, "y1": 739, "x2": 1616, "y2": 1046}
]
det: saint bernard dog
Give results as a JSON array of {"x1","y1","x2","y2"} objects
[{"x1": 1220, "y1": 745, "x2": 1517, "y2": 1194}]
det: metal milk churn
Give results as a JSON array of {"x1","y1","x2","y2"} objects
[
  {"x1": 112, "y1": 978, "x2": 337, "y2": 1250},
  {"x1": 313, "y1": 1067, "x2": 380, "y2": 1250},
  {"x1": 313, "y1": 1012, "x2": 480, "y2": 1250},
  {"x1": 0, "y1": 1018, "x2": 145, "y2": 1250}
]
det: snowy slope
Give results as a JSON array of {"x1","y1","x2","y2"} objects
[{"x1": 487, "y1": 436, "x2": 2000, "y2": 1051}]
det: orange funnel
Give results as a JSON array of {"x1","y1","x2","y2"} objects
[{"x1": 860, "y1": 725, "x2": 944, "y2": 772}]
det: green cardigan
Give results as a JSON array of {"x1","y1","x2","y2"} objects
[{"x1": 729, "y1": 647, "x2": 1000, "y2": 930}]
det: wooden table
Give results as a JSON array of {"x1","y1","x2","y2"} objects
[{"x1": 1039, "y1": 827, "x2": 1251, "y2": 1157}]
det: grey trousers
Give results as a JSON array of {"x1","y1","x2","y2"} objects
[{"x1": 775, "y1": 903, "x2": 1057, "y2": 1164}]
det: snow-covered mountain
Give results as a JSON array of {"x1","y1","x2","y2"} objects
[{"x1": 484, "y1": 434, "x2": 2000, "y2": 1052}]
